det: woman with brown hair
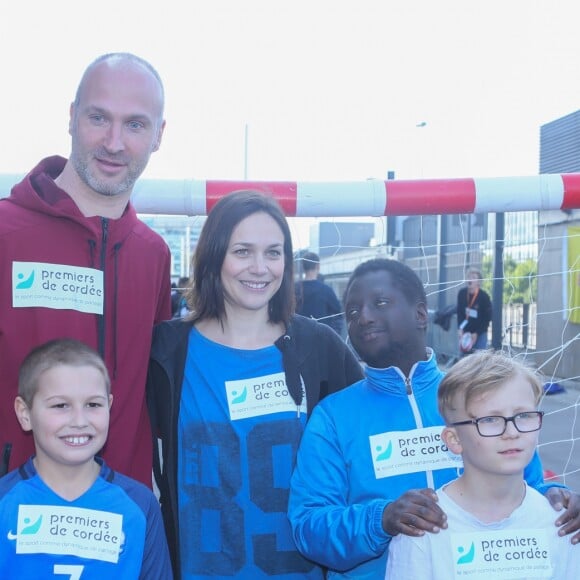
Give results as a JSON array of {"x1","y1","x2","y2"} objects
[{"x1": 147, "y1": 190, "x2": 362, "y2": 579}]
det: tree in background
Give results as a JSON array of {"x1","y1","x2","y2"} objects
[{"x1": 481, "y1": 256, "x2": 537, "y2": 304}]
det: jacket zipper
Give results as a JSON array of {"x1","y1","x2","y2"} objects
[
  {"x1": 97, "y1": 218, "x2": 109, "y2": 359},
  {"x1": 405, "y1": 376, "x2": 412, "y2": 395},
  {"x1": 405, "y1": 374, "x2": 435, "y2": 489},
  {"x1": 0, "y1": 443, "x2": 12, "y2": 477}
]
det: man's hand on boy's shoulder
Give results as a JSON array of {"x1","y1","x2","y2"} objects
[
  {"x1": 545, "y1": 487, "x2": 580, "y2": 544},
  {"x1": 382, "y1": 488, "x2": 448, "y2": 537}
]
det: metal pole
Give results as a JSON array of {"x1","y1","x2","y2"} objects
[
  {"x1": 437, "y1": 214, "x2": 448, "y2": 311},
  {"x1": 244, "y1": 124, "x2": 248, "y2": 180},
  {"x1": 491, "y1": 212, "x2": 504, "y2": 350}
]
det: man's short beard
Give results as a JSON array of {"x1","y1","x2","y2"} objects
[{"x1": 71, "y1": 150, "x2": 144, "y2": 197}]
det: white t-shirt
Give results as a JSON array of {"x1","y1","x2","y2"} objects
[{"x1": 386, "y1": 484, "x2": 579, "y2": 579}]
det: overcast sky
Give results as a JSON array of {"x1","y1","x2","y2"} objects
[
  {"x1": 2, "y1": 0, "x2": 580, "y2": 186},
  {"x1": 2, "y1": 0, "x2": 580, "y2": 259}
]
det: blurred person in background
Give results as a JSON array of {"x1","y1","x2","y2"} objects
[
  {"x1": 295, "y1": 251, "x2": 343, "y2": 335},
  {"x1": 172, "y1": 276, "x2": 191, "y2": 318},
  {"x1": 456, "y1": 267, "x2": 492, "y2": 355}
]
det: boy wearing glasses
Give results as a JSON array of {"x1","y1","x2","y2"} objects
[
  {"x1": 290, "y1": 259, "x2": 580, "y2": 579},
  {"x1": 386, "y1": 350, "x2": 578, "y2": 579}
]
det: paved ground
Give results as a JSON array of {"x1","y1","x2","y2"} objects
[{"x1": 538, "y1": 383, "x2": 580, "y2": 491}]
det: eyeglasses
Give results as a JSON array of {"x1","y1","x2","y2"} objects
[{"x1": 449, "y1": 411, "x2": 544, "y2": 437}]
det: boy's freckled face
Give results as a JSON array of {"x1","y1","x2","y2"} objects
[
  {"x1": 453, "y1": 375, "x2": 540, "y2": 478},
  {"x1": 18, "y1": 364, "x2": 112, "y2": 470}
]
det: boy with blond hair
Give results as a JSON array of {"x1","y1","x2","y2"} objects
[
  {"x1": 387, "y1": 350, "x2": 579, "y2": 579},
  {"x1": 0, "y1": 338, "x2": 172, "y2": 579}
]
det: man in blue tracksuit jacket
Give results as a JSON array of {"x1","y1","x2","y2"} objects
[{"x1": 288, "y1": 259, "x2": 580, "y2": 579}]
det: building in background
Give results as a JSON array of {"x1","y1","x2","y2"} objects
[
  {"x1": 540, "y1": 109, "x2": 580, "y2": 173},
  {"x1": 536, "y1": 109, "x2": 580, "y2": 378},
  {"x1": 310, "y1": 221, "x2": 376, "y2": 258},
  {"x1": 139, "y1": 215, "x2": 205, "y2": 281}
]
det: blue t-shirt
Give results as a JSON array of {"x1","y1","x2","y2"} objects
[
  {"x1": 0, "y1": 457, "x2": 172, "y2": 579},
  {"x1": 178, "y1": 327, "x2": 316, "y2": 578}
]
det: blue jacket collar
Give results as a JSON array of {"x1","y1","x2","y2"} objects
[{"x1": 364, "y1": 348, "x2": 441, "y2": 395}]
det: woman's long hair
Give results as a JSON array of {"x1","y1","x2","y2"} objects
[{"x1": 185, "y1": 190, "x2": 295, "y2": 325}]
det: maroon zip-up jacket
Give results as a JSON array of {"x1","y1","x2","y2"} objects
[{"x1": 0, "y1": 156, "x2": 171, "y2": 486}]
